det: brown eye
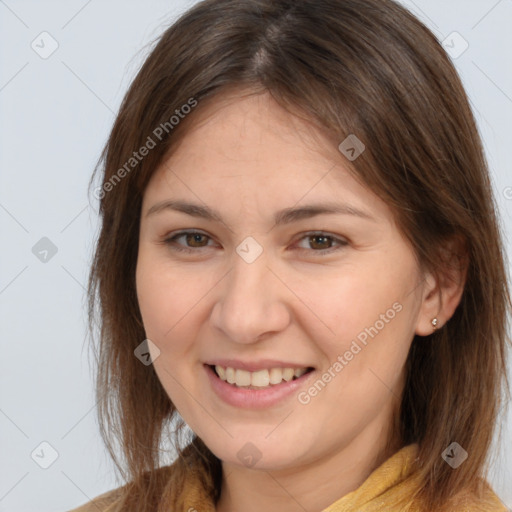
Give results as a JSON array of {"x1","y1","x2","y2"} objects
[
  {"x1": 163, "y1": 231, "x2": 216, "y2": 253},
  {"x1": 185, "y1": 233, "x2": 209, "y2": 247},
  {"x1": 294, "y1": 232, "x2": 348, "y2": 254},
  {"x1": 308, "y1": 235, "x2": 333, "y2": 250}
]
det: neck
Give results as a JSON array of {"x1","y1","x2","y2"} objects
[{"x1": 215, "y1": 417, "x2": 401, "y2": 512}]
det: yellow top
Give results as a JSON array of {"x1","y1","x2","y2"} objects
[{"x1": 67, "y1": 444, "x2": 507, "y2": 512}]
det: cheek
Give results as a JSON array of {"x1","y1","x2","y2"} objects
[
  {"x1": 135, "y1": 250, "x2": 221, "y2": 370},
  {"x1": 136, "y1": 252, "x2": 193, "y2": 344},
  {"x1": 135, "y1": 255, "x2": 205, "y2": 408},
  {"x1": 291, "y1": 258, "x2": 418, "y2": 402},
  {"x1": 298, "y1": 301, "x2": 413, "y2": 441},
  {"x1": 314, "y1": 296, "x2": 415, "y2": 414},
  {"x1": 289, "y1": 261, "x2": 412, "y2": 343}
]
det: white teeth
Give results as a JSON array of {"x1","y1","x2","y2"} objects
[
  {"x1": 282, "y1": 368, "x2": 294, "y2": 382},
  {"x1": 214, "y1": 365, "x2": 310, "y2": 388},
  {"x1": 251, "y1": 369, "x2": 270, "y2": 387},
  {"x1": 269, "y1": 367, "x2": 283, "y2": 385},
  {"x1": 235, "y1": 369, "x2": 251, "y2": 387},
  {"x1": 216, "y1": 365, "x2": 226, "y2": 380},
  {"x1": 225, "y1": 366, "x2": 236, "y2": 384},
  {"x1": 294, "y1": 368, "x2": 308, "y2": 378}
]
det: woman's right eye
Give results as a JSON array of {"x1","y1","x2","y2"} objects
[{"x1": 163, "y1": 231, "x2": 216, "y2": 252}]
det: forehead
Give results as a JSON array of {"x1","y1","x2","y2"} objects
[
  {"x1": 142, "y1": 90, "x2": 393, "y2": 225},
  {"x1": 167, "y1": 90, "x2": 338, "y2": 167}
]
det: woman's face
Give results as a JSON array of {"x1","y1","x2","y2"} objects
[{"x1": 136, "y1": 91, "x2": 431, "y2": 471}]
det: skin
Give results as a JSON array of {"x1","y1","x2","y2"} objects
[{"x1": 136, "y1": 90, "x2": 465, "y2": 512}]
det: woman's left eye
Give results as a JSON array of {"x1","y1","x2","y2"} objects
[{"x1": 294, "y1": 233, "x2": 348, "y2": 253}]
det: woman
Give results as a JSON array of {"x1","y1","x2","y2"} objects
[{"x1": 71, "y1": 0, "x2": 510, "y2": 510}]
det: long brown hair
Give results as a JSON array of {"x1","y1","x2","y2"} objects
[{"x1": 87, "y1": 0, "x2": 511, "y2": 510}]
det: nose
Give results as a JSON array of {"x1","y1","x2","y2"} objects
[{"x1": 210, "y1": 254, "x2": 291, "y2": 344}]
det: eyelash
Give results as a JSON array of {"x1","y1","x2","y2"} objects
[{"x1": 162, "y1": 230, "x2": 348, "y2": 256}]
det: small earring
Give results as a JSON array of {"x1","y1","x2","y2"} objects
[{"x1": 431, "y1": 318, "x2": 438, "y2": 331}]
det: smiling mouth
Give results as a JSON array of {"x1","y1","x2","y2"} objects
[{"x1": 209, "y1": 364, "x2": 315, "y2": 389}]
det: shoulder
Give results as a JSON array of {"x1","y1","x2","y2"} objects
[
  {"x1": 443, "y1": 479, "x2": 508, "y2": 512},
  {"x1": 65, "y1": 446, "x2": 218, "y2": 512},
  {"x1": 64, "y1": 462, "x2": 185, "y2": 512},
  {"x1": 66, "y1": 485, "x2": 126, "y2": 512}
]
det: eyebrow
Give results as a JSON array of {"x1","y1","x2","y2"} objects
[{"x1": 145, "y1": 199, "x2": 376, "y2": 224}]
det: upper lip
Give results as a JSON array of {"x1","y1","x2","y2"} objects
[{"x1": 204, "y1": 359, "x2": 314, "y2": 372}]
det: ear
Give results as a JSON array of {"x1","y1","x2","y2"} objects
[{"x1": 415, "y1": 236, "x2": 468, "y2": 336}]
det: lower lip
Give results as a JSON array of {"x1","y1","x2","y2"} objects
[{"x1": 204, "y1": 364, "x2": 315, "y2": 409}]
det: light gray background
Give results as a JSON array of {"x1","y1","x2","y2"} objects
[{"x1": 0, "y1": 1, "x2": 511, "y2": 511}]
